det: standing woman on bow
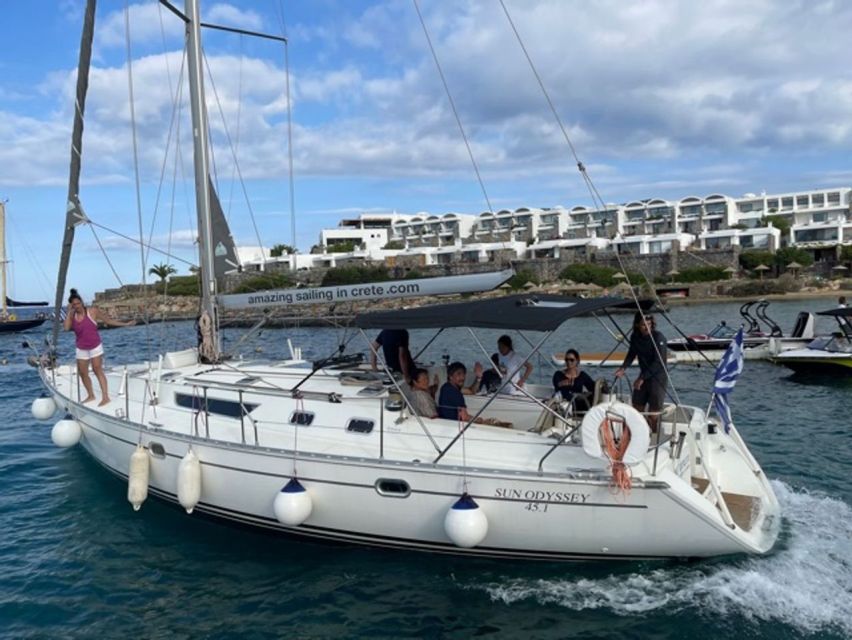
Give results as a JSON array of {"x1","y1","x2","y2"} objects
[{"x1": 63, "y1": 288, "x2": 135, "y2": 406}]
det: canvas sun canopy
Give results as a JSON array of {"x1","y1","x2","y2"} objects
[
  {"x1": 354, "y1": 294, "x2": 652, "y2": 332},
  {"x1": 817, "y1": 307, "x2": 852, "y2": 317}
]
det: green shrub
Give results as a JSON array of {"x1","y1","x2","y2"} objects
[
  {"x1": 404, "y1": 269, "x2": 423, "y2": 280},
  {"x1": 270, "y1": 244, "x2": 295, "y2": 257},
  {"x1": 232, "y1": 273, "x2": 294, "y2": 294},
  {"x1": 774, "y1": 247, "x2": 813, "y2": 268},
  {"x1": 383, "y1": 240, "x2": 405, "y2": 250},
  {"x1": 321, "y1": 265, "x2": 390, "y2": 287},
  {"x1": 507, "y1": 268, "x2": 540, "y2": 290},
  {"x1": 675, "y1": 266, "x2": 728, "y2": 283},
  {"x1": 327, "y1": 240, "x2": 359, "y2": 253},
  {"x1": 155, "y1": 275, "x2": 199, "y2": 296},
  {"x1": 840, "y1": 245, "x2": 852, "y2": 261},
  {"x1": 739, "y1": 250, "x2": 774, "y2": 271}
]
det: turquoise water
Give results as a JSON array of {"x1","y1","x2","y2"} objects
[{"x1": 2, "y1": 298, "x2": 851, "y2": 639}]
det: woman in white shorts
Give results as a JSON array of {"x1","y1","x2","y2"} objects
[{"x1": 63, "y1": 288, "x2": 135, "y2": 406}]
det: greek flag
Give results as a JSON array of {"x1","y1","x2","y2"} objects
[{"x1": 713, "y1": 327, "x2": 744, "y2": 433}]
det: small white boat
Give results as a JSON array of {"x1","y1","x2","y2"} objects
[
  {"x1": 772, "y1": 307, "x2": 852, "y2": 375},
  {"x1": 667, "y1": 301, "x2": 815, "y2": 361}
]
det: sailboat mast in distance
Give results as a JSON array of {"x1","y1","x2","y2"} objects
[
  {"x1": 184, "y1": 0, "x2": 220, "y2": 359},
  {"x1": 0, "y1": 201, "x2": 7, "y2": 317}
]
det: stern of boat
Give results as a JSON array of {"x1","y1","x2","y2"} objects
[{"x1": 662, "y1": 406, "x2": 780, "y2": 555}]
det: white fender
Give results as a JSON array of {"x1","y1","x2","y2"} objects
[
  {"x1": 444, "y1": 494, "x2": 488, "y2": 548},
  {"x1": 272, "y1": 478, "x2": 313, "y2": 526},
  {"x1": 127, "y1": 445, "x2": 150, "y2": 511},
  {"x1": 51, "y1": 415, "x2": 82, "y2": 448},
  {"x1": 581, "y1": 401, "x2": 650, "y2": 464},
  {"x1": 31, "y1": 395, "x2": 57, "y2": 421},
  {"x1": 177, "y1": 449, "x2": 202, "y2": 514}
]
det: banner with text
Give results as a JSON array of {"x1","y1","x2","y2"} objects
[{"x1": 220, "y1": 269, "x2": 515, "y2": 310}]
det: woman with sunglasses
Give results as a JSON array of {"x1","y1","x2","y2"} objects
[{"x1": 552, "y1": 349, "x2": 595, "y2": 411}]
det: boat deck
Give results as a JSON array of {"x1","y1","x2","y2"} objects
[{"x1": 692, "y1": 477, "x2": 760, "y2": 531}]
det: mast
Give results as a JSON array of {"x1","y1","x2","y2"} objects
[
  {"x1": 0, "y1": 201, "x2": 6, "y2": 316},
  {"x1": 52, "y1": 0, "x2": 97, "y2": 348},
  {"x1": 185, "y1": 0, "x2": 220, "y2": 360}
]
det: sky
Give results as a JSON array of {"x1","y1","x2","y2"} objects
[{"x1": 2, "y1": 0, "x2": 852, "y2": 300}]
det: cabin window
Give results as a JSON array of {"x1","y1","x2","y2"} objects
[
  {"x1": 290, "y1": 411, "x2": 315, "y2": 426},
  {"x1": 174, "y1": 392, "x2": 258, "y2": 418},
  {"x1": 375, "y1": 478, "x2": 411, "y2": 498},
  {"x1": 347, "y1": 418, "x2": 374, "y2": 434}
]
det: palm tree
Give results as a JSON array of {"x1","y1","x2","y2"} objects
[{"x1": 148, "y1": 263, "x2": 177, "y2": 283}]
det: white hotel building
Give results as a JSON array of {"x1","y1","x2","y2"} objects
[{"x1": 239, "y1": 187, "x2": 852, "y2": 271}]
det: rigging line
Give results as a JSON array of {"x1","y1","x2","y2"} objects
[
  {"x1": 274, "y1": 3, "x2": 297, "y2": 249},
  {"x1": 412, "y1": 0, "x2": 494, "y2": 215},
  {"x1": 124, "y1": 3, "x2": 152, "y2": 357},
  {"x1": 201, "y1": 50, "x2": 265, "y2": 253},
  {"x1": 498, "y1": 0, "x2": 610, "y2": 215},
  {"x1": 5, "y1": 218, "x2": 54, "y2": 297},
  {"x1": 499, "y1": 2, "x2": 682, "y2": 404},
  {"x1": 284, "y1": 38, "x2": 297, "y2": 249},
  {"x1": 88, "y1": 225, "x2": 125, "y2": 287},
  {"x1": 226, "y1": 35, "x2": 244, "y2": 223},
  {"x1": 78, "y1": 215, "x2": 196, "y2": 267},
  {"x1": 144, "y1": 45, "x2": 188, "y2": 268},
  {"x1": 159, "y1": 98, "x2": 185, "y2": 346}
]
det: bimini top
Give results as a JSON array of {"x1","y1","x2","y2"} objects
[
  {"x1": 355, "y1": 294, "x2": 651, "y2": 332},
  {"x1": 817, "y1": 307, "x2": 852, "y2": 317}
]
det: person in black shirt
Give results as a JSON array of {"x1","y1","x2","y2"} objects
[
  {"x1": 552, "y1": 349, "x2": 596, "y2": 412},
  {"x1": 371, "y1": 329, "x2": 414, "y2": 382},
  {"x1": 615, "y1": 312, "x2": 668, "y2": 432},
  {"x1": 437, "y1": 361, "x2": 483, "y2": 421}
]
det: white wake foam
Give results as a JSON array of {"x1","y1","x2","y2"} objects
[{"x1": 472, "y1": 481, "x2": 852, "y2": 635}]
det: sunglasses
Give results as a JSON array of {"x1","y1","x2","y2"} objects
[{"x1": 565, "y1": 357, "x2": 577, "y2": 363}]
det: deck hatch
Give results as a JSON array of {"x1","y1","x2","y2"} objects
[{"x1": 347, "y1": 418, "x2": 374, "y2": 434}]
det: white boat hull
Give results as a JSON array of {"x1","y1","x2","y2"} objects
[{"x1": 42, "y1": 361, "x2": 780, "y2": 560}]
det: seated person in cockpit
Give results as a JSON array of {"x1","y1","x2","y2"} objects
[
  {"x1": 408, "y1": 368, "x2": 438, "y2": 418},
  {"x1": 479, "y1": 353, "x2": 504, "y2": 394},
  {"x1": 552, "y1": 349, "x2": 595, "y2": 412}
]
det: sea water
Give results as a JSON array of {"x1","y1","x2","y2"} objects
[{"x1": 1, "y1": 298, "x2": 850, "y2": 639}]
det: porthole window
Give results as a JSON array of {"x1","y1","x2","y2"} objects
[
  {"x1": 347, "y1": 418, "x2": 374, "y2": 434},
  {"x1": 375, "y1": 478, "x2": 411, "y2": 498},
  {"x1": 148, "y1": 442, "x2": 166, "y2": 459},
  {"x1": 290, "y1": 411, "x2": 315, "y2": 426}
]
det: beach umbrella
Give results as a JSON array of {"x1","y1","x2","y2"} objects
[
  {"x1": 611, "y1": 281, "x2": 633, "y2": 294},
  {"x1": 723, "y1": 266, "x2": 737, "y2": 280},
  {"x1": 522, "y1": 281, "x2": 537, "y2": 290},
  {"x1": 754, "y1": 263, "x2": 770, "y2": 280},
  {"x1": 831, "y1": 264, "x2": 848, "y2": 272},
  {"x1": 612, "y1": 272, "x2": 627, "y2": 280},
  {"x1": 584, "y1": 282, "x2": 604, "y2": 292},
  {"x1": 666, "y1": 269, "x2": 680, "y2": 283},
  {"x1": 785, "y1": 261, "x2": 803, "y2": 277},
  {"x1": 498, "y1": 283, "x2": 511, "y2": 290}
]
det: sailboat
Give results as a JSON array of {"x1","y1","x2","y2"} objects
[
  {"x1": 0, "y1": 201, "x2": 49, "y2": 334},
  {"x1": 31, "y1": 0, "x2": 780, "y2": 560}
]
